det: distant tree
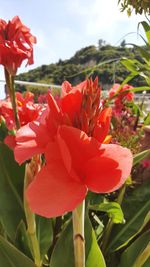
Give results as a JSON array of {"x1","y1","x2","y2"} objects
[
  {"x1": 98, "y1": 39, "x2": 106, "y2": 49},
  {"x1": 120, "y1": 39, "x2": 126, "y2": 47}
]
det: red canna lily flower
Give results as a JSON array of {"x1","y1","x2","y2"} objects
[
  {"x1": 0, "y1": 16, "x2": 36, "y2": 75},
  {"x1": 1, "y1": 92, "x2": 43, "y2": 150},
  {"x1": 14, "y1": 78, "x2": 133, "y2": 218},
  {"x1": 109, "y1": 83, "x2": 134, "y2": 104},
  {"x1": 0, "y1": 91, "x2": 42, "y2": 131}
]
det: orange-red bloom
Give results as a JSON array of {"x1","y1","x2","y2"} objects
[
  {"x1": 0, "y1": 16, "x2": 36, "y2": 75},
  {"x1": 14, "y1": 78, "x2": 133, "y2": 218},
  {"x1": 109, "y1": 83, "x2": 134, "y2": 103},
  {"x1": 0, "y1": 92, "x2": 42, "y2": 130}
]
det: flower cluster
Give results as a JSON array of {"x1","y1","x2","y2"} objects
[
  {"x1": 14, "y1": 78, "x2": 133, "y2": 218},
  {"x1": 0, "y1": 91, "x2": 42, "y2": 130},
  {"x1": 0, "y1": 16, "x2": 36, "y2": 75},
  {"x1": 109, "y1": 83, "x2": 134, "y2": 116}
]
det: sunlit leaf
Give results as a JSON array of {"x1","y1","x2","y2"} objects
[
  {"x1": 89, "y1": 202, "x2": 124, "y2": 224},
  {"x1": 140, "y1": 21, "x2": 150, "y2": 45}
]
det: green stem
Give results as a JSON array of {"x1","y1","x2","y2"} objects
[
  {"x1": 10, "y1": 76, "x2": 20, "y2": 129},
  {"x1": 72, "y1": 201, "x2": 85, "y2": 267},
  {"x1": 4, "y1": 68, "x2": 20, "y2": 129},
  {"x1": 117, "y1": 184, "x2": 126, "y2": 206},
  {"x1": 4, "y1": 68, "x2": 12, "y2": 101},
  {"x1": 101, "y1": 219, "x2": 114, "y2": 254},
  {"x1": 24, "y1": 164, "x2": 41, "y2": 267},
  {"x1": 101, "y1": 184, "x2": 126, "y2": 255}
]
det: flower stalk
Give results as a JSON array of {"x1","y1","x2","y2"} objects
[
  {"x1": 72, "y1": 201, "x2": 85, "y2": 267},
  {"x1": 24, "y1": 159, "x2": 41, "y2": 267},
  {"x1": 4, "y1": 68, "x2": 20, "y2": 129}
]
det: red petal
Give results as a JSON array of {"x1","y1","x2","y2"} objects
[
  {"x1": 15, "y1": 120, "x2": 51, "y2": 164},
  {"x1": 26, "y1": 162, "x2": 87, "y2": 218},
  {"x1": 93, "y1": 107, "x2": 112, "y2": 143},
  {"x1": 61, "y1": 81, "x2": 87, "y2": 123},
  {"x1": 84, "y1": 144, "x2": 133, "y2": 193},
  {"x1": 62, "y1": 81, "x2": 72, "y2": 97},
  {"x1": 46, "y1": 93, "x2": 63, "y2": 134},
  {"x1": 4, "y1": 135, "x2": 16, "y2": 150},
  {"x1": 57, "y1": 126, "x2": 101, "y2": 177},
  {"x1": 47, "y1": 92, "x2": 62, "y2": 122},
  {"x1": 15, "y1": 140, "x2": 45, "y2": 164}
]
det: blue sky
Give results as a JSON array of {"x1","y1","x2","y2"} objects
[{"x1": 0, "y1": 0, "x2": 145, "y2": 98}]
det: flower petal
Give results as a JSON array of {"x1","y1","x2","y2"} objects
[
  {"x1": 4, "y1": 135, "x2": 16, "y2": 150},
  {"x1": 26, "y1": 162, "x2": 87, "y2": 218},
  {"x1": 57, "y1": 125, "x2": 101, "y2": 176},
  {"x1": 61, "y1": 81, "x2": 86, "y2": 123},
  {"x1": 93, "y1": 107, "x2": 112, "y2": 143},
  {"x1": 15, "y1": 120, "x2": 51, "y2": 164},
  {"x1": 15, "y1": 140, "x2": 45, "y2": 164},
  {"x1": 84, "y1": 144, "x2": 133, "y2": 193}
]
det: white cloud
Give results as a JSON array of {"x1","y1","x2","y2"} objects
[{"x1": 66, "y1": 0, "x2": 145, "y2": 45}]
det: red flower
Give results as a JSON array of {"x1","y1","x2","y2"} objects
[
  {"x1": 0, "y1": 16, "x2": 36, "y2": 75},
  {"x1": 0, "y1": 91, "x2": 42, "y2": 130},
  {"x1": 109, "y1": 83, "x2": 134, "y2": 104},
  {"x1": 61, "y1": 80, "x2": 87, "y2": 123},
  {"x1": 1, "y1": 91, "x2": 43, "y2": 150},
  {"x1": 142, "y1": 159, "x2": 150, "y2": 168},
  {"x1": 14, "y1": 78, "x2": 133, "y2": 218}
]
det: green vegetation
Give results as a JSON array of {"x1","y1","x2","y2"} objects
[
  {"x1": 17, "y1": 42, "x2": 147, "y2": 92},
  {"x1": 118, "y1": 0, "x2": 150, "y2": 15}
]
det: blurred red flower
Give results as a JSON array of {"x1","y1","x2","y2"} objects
[
  {"x1": 109, "y1": 83, "x2": 134, "y2": 103},
  {"x1": 0, "y1": 16, "x2": 36, "y2": 75},
  {"x1": 14, "y1": 78, "x2": 133, "y2": 218}
]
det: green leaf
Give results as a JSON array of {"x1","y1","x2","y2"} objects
[
  {"x1": 36, "y1": 215, "x2": 53, "y2": 259},
  {"x1": 0, "y1": 143, "x2": 25, "y2": 241},
  {"x1": 121, "y1": 58, "x2": 141, "y2": 73},
  {"x1": 144, "y1": 113, "x2": 150, "y2": 125},
  {"x1": 107, "y1": 181, "x2": 150, "y2": 252},
  {"x1": 137, "y1": 47, "x2": 150, "y2": 65},
  {"x1": 85, "y1": 215, "x2": 106, "y2": 267},
  {"x1": 133, "y1": 149, "x2": 150, "y2": 166},
  {"x1": 0, "y1": 119, "x2": 8, "y2": 141},
  {"x1": 0, "y1": 235, "x2": 35, "y2": 267},
  {"x1": 133, "y1": 242, "x2": 150, "y2": 267},
  {"x1": 117, "y1": 211, "x2": 150, "y2": 252},
  {"x1": 50, "y1": 215, "x2": 106, "y2": 267},
  {"x1": 87, "y1": 192, "x2": 104, "y2": 205},
  {"x1": 131, "y1": 86, "x2": 150, "y2": 92},
  {"x1": 140, "y1": 21, "x2": 150, "y2": 45},
  {"x1": 15, "y1": 220, "x2": 33, "y2": 260},
  {"x1": 89, "y1": 202, "x2": 124, "y2": 224},
  {"x1": 119, "y1": 230, "x2": 150, "y2": 267},
  {"x1": 50, "y1": 220, "x2": 74, "y2": 267}
]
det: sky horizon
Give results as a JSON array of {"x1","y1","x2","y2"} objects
[{"x1": 0, "y1": 0, "x2": 146, "y2": 98}]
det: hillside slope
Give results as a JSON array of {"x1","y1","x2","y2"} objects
[{"x1": 17, "y1": 44, "x2": 145, "y2": 91}]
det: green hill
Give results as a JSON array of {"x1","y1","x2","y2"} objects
[{"x1": 17, "y1": 42, "x2": 146, "y2": 93}]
